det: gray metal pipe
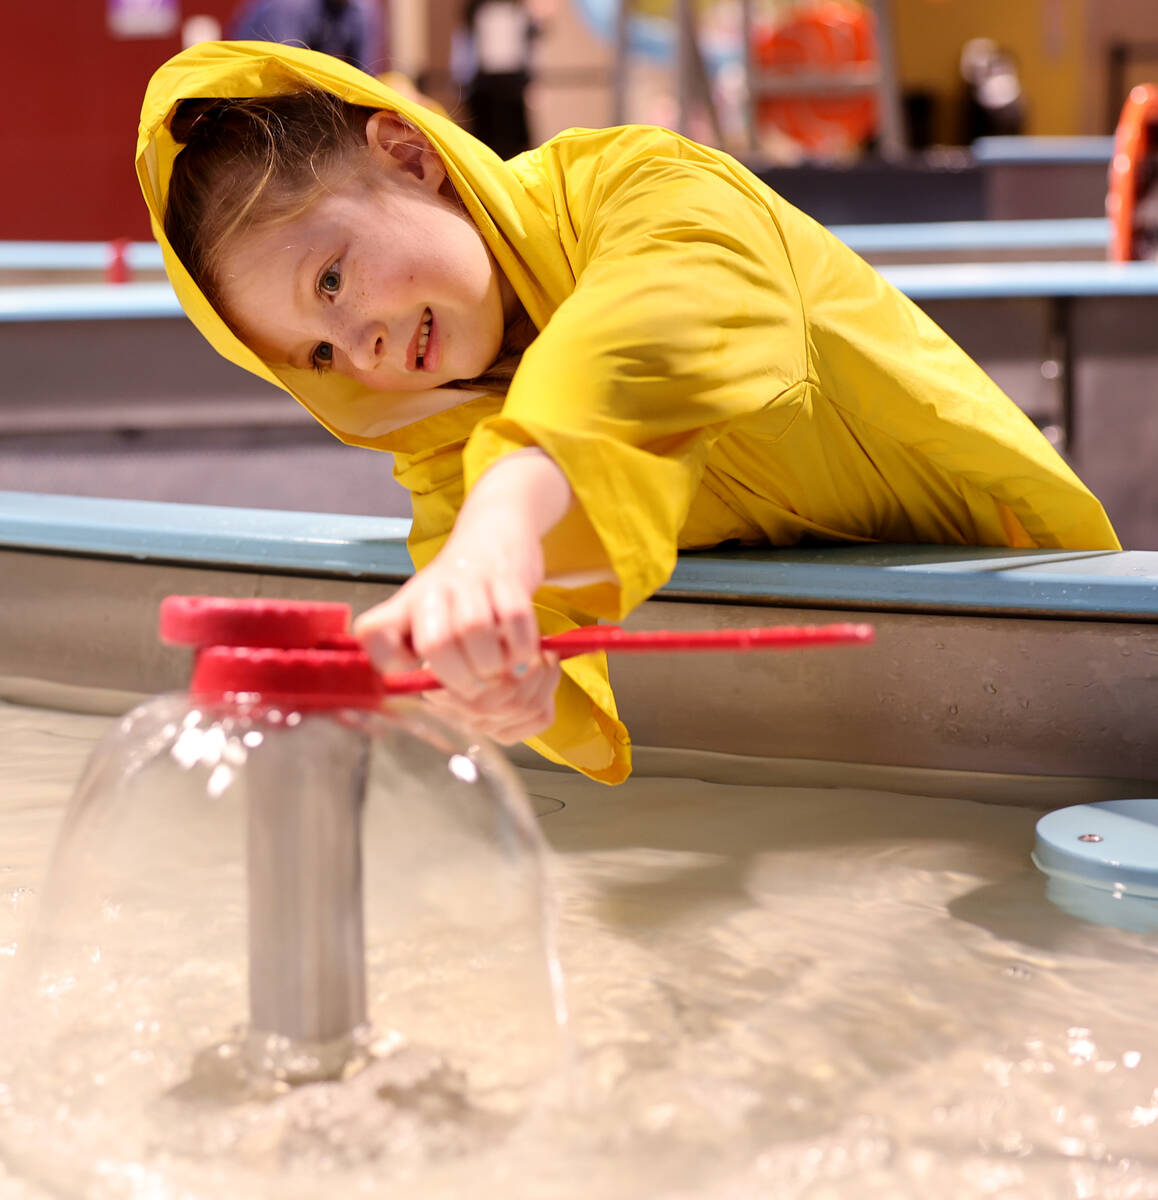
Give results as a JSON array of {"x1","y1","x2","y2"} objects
[{"x1": 244, "y1": 718, "x2": 368, "y2": 1079}]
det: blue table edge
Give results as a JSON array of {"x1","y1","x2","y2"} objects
[{"x1": 2, "y1": 492, "x2": 1156, "y2": 621}]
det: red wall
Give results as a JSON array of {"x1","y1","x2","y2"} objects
[{"x1": 2, "y1": 2, "x2": 238, "y2": 240}]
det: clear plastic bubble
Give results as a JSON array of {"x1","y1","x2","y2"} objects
[{"x1": 1, "y1": 692, "x2": 566, "y2": 1198}]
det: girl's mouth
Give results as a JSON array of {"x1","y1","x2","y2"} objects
[{"x1": 415, "y1": 307, "x2": 433, "y2": 370}]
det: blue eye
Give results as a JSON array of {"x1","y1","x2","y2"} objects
[
  {"x1": 319, "y1": 262, "x2": 341, "y2": 295},
  {"x1": 311, "y1": 342, "x2": 334, "y2": 373}
]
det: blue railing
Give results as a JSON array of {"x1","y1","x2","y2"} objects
[{"x1": 2, "y1": 491, "x2": 1155, "y2": 619}]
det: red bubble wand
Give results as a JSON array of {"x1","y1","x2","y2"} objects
[{"x1": 161, "y1": 596, "x2": 874, "y2": 700}]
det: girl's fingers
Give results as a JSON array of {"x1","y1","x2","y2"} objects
[
  {"x1": 488, "y1": 575, "x2": 540, "y2": 673},
  {"x1": 422, "y1": 655, "x2": 560, "y2": 742},
  {"x1": 353, "y1": 594, "x2": 423, "y2": 672},
  {"x1": 356, "y1": 568, "x2": 548, "y2": 701},
  {"x1": 452, "y1": 582, "x2": 508, "y2": 683},
  {"x1": 413, "y1": 586, "x2": 481, "y2": 696},
  {"x1": 489, "y1": 655, "x2": 559, "y2": 744},
  {"x1": 415, "y1": 576, "x2": 538, "y2": 695}
]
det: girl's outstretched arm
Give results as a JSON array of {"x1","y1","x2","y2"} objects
[{"x1": 353, "y1": 448, "x2": 574, "y2": 741}]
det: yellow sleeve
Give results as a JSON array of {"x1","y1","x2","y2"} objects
[
  {"x1": 462, "y1": 149, "x2": 810, "y2": 620},
  {"x1": 393, "y1": 445, "x2": 632, "y2": 784},
  {"x1": 789, "y1": 216, "x2": 1121, "y2": 551},
  {"x1": 461, "y1": 136, "x2": 1118, "y2": 592}
]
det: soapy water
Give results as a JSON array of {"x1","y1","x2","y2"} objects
[{"x1": 4, "y1": 701, "x2": 1158, "y2": 1199}]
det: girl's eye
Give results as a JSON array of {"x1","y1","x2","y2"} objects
[
  {"x1": 319, "y1": 261, "x2": 341, "y2": 295},
  {"x1": 311, "y1": 342, "x2": 334, "y2": 373}
]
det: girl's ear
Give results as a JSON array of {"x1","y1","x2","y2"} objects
[{"x1": 365, "y1": 110, "x2": 447, "y2": 192}]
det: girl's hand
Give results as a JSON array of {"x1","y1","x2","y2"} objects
[
  {"x1": 421, "y1": 653, "x2": 562, "y2": 744},
  {"x1": 353, "y1": 449, "x2": 575, "y2": 737},
  {"x1": 355, "y1": 521, "x2": 544, "y2": 696}
]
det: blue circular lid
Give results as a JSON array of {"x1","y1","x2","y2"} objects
[{"x1": 1033, "y1": 799, "x2": 1158, "y2": 898}]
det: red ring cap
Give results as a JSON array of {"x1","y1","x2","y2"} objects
[
  {"x1": 160, "y1": 596, "x2": 351, "y2": 649},
  {"x1": 190, "y1": 646, "x2": 385, "y2": 709}
]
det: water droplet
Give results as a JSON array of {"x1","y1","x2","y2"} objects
[
  {"x1": 983, "y1": 682, "x2": 998, "y2": 694},
  {"x1": 948, "y1": 704, "x2": 959, "y2": 715}
]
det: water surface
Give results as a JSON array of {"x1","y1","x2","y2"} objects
[{"x1": 2, "y1": 700, "x2": 1157, "y2": 1199}]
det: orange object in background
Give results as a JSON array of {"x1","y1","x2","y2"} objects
[
  {"x1": 1107, "y1": 83, "x2": 1158, "y2": 262},
  {"x1": 752, "y1": 0, "x2": 879, "y2": 155}
]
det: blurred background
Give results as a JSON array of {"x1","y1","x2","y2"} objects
[
  {"x1": 4, "y1": 0, "x2": 1158, "y2": 238},
  {"x1": 2, "y1": 0, "x2": 1157, "y2": 545}
]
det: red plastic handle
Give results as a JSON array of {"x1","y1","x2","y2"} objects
[{"x1": 381, "y1": 622, "x2": 873, "y2": 694}]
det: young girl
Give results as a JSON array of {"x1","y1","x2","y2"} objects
[{"x1": 138, "y1": 40, "x2": 1119, "y2": 784}]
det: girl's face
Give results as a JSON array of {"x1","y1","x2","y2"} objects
[{"x1": 218, "y1": 114, "x2": 515, "y2": 392}]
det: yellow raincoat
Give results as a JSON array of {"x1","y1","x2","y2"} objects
[{"x1": 137, "y1": 42, "x2": 1119, "y2": 784}]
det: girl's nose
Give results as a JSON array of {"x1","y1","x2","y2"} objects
[{"x1": 346, "y1": 321, "x2": 389, "y2": 372}]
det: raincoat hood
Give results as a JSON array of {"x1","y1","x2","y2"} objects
[{"x1": 137, "y1": 40, "x2": 562, "y2": 446}]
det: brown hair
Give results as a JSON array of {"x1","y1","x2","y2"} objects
[{"x1": 164, "y1": 91, "x2": 379, "y2": 312}]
